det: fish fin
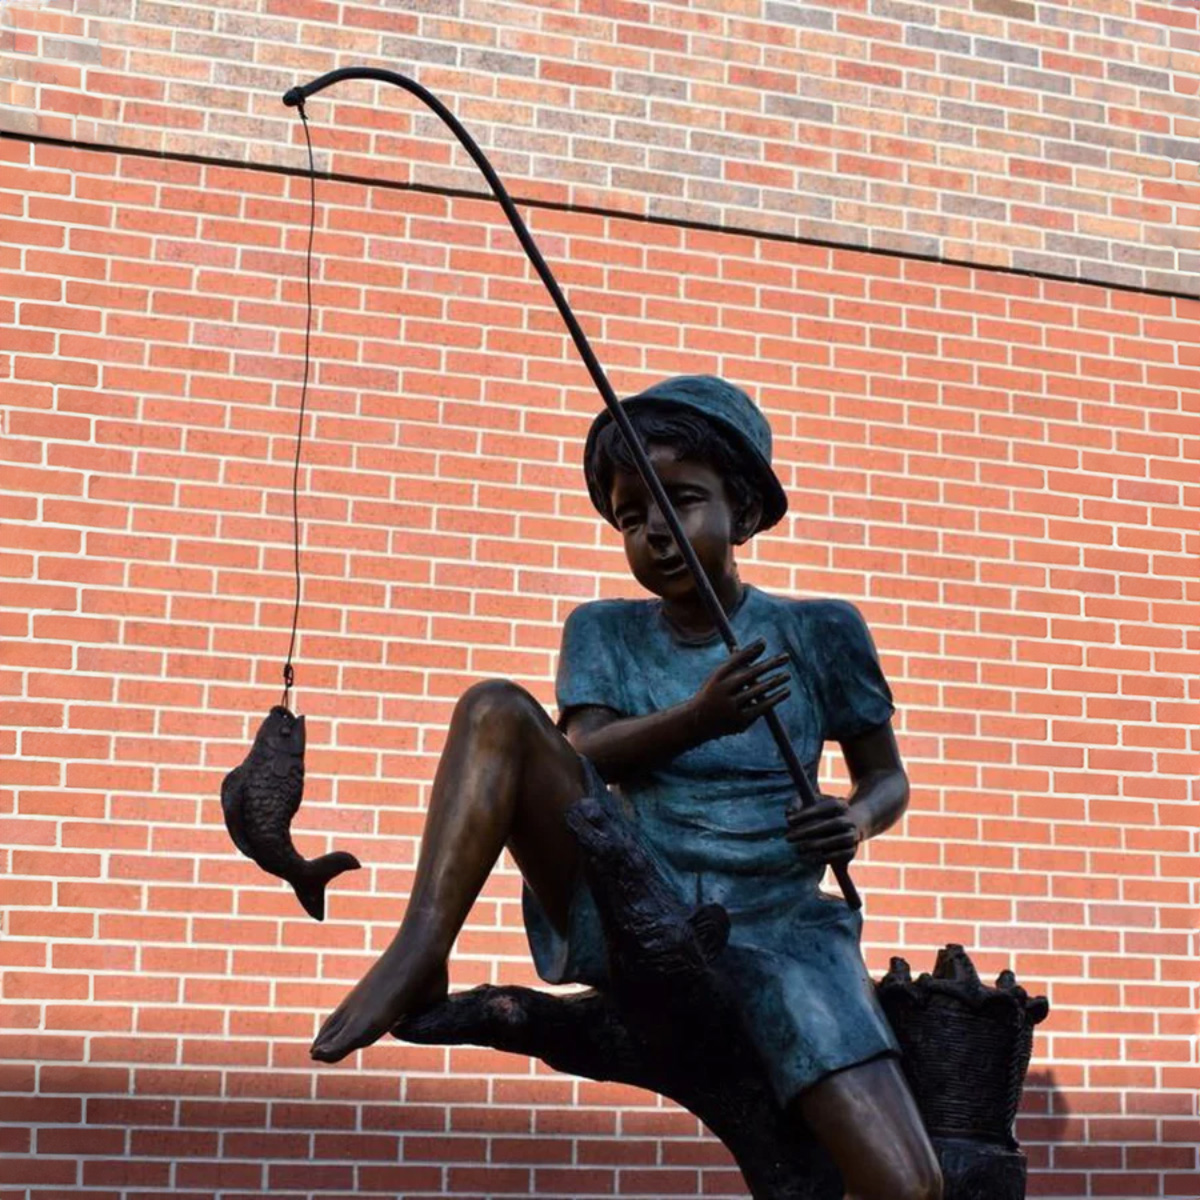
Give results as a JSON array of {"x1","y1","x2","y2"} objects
[
  {"x1": 292, "y1": 851, "x2": 362, "y2": 922},
  {"x1": 219, "y1": 764, "x2": 257, "y2": 861}
]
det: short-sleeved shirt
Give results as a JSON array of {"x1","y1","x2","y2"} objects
[
  {"x1": 521, "y1": 585, "x2": 901, "y2": 1103},
  {"x1": 555, "y1": 585, "x2": 894, "y2": 914}
]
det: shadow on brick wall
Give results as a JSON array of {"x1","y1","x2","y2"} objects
[{"x1": 9, "y1": 1064, "x2": 1199, "y2": 1197}]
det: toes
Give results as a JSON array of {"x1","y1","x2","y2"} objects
[
  {"x1": 311, "y1": 1018, "x2": 348, "y2": 1059},
  {"x1": 311, "y1": 1029, "x2": 356, "y2": 1062},
  {"x1": 313, "y1": 1020, "x2": 343, "y2": 1049}
]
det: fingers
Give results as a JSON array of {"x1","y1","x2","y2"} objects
[
  {"x1": 728, "y1": 653, "x2": 790, "y2": 689},
  {"x1": 785, "y1": 821, "x2": 854, "y2": 846},
  {"x1": 726, "y1": 652, "x2": 791, "y2": 728},
  {"x1": 787, "y1": 825, "x2": 859, "y2": 858},
  {"x1": 735, "y1": 674, "x2": 791, "y2": 707},
  {"x1": 714, "y1": 639, "x2": 767, "y2": 677},
  {"x1": 785, "y1": 796, "x2": 846, "y2": 827},
  {"x1": 696, "y1": 644, "x2": 792, "y2": 739},
  {"x1": 791, "y1": 835, "x2": 859, "y2": 866},
  {"x1": 785, "y1": 799, "x2": 853, "y2": 839},
  {"x1": 785, "y1": 795, "x2": 861, "y2": 864},
  {"x1": 735, "y1": 687, "x2": 790, "y2": 726}
]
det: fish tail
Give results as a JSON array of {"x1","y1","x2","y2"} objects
[{"x1": 293, "y1": 851, "x2": 362, "y2": 922}]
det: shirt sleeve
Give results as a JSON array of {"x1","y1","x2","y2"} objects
[
  {"x1": 812, "y1": 600, "x2": 895, "y2": 743},
  {"x1": 555, "y1": 602, "x2": 628, "y2": 726}
]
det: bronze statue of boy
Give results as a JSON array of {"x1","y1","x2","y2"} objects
[{"x1": 310, "y1": 375, "x2": 942, "y2": 1200}]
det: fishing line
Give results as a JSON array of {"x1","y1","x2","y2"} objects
[
  {"x1": 280, "y1": 99, "x2": 316, "y2": 710},
  {"x1": 218, "y1": 105, "x2": 363, "y2": 928}
]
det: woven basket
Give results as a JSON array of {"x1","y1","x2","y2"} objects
[{"x1": 877, "y1": 947, "x2": 1048, "y2": 1150}]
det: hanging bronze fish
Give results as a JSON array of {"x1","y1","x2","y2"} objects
[{"x1": 221, "y1": 705, "x2": 361, "y2": 921}]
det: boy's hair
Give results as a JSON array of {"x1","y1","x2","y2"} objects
[{"x1": 587, "y1": 404, "x2": 762, "y2": 535}]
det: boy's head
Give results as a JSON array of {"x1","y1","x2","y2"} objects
[{"x1": 583, "y1": 375, "x2": 788, "y2": 543}]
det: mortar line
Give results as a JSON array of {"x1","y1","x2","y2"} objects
[{"x1": 4, "y1": 128, "x2": 1200, "y2": 304}]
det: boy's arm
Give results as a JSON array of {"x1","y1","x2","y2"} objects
[
  {"x1": 563, "y1": 640, "x2": 791, "y2": 784},
  {"x1": 841, "y1": 721, "x2": 910, "y2": 842},
  {"x1": 784, "y1": 722, "x2": 909, "y2": 865},
  {"x1": 563, "y1": 703, "x2": 704, "y2": 782}
]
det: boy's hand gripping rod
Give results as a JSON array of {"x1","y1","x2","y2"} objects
[{"x1": 282, "y1": 67, "x2": 862, "y2": 911}]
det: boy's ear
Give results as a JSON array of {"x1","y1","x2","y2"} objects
[{"x1": 732, "y1": 498, "x2": 762, "y2": 545}]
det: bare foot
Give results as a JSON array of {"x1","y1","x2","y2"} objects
[{"x1": 310, "y1": 951, "x2": 448, "y2": 1063}]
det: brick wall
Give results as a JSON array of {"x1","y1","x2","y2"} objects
[
  {"x1": 3, "y1": 0, "x2": 1200, "y2": 294},
  {"x1": 3, "y1": 135, "x2": 1199, "y2": 1198},
  {"x1": 2, "y1": 3, "x2": 1200, "y2": 1199}
]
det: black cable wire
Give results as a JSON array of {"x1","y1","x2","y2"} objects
[{"x1": 281, "y1": 101, "x2": 316, "y2": 709}]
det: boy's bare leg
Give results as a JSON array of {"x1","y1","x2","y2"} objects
[
  {"x1": 796, "y1": 1056, "x2": 942, "y2": 1200},
  {"x1": 311, "y1": 680, "x2": 586, "y2": 1062}
]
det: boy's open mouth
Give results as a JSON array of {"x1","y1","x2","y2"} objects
[{"x1": 654, "y1": 555, "x2": 687, "y2": 576}]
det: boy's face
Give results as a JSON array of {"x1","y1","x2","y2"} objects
[{"x1": 608, "y1": 443, "x2": 740, "y2": 603}]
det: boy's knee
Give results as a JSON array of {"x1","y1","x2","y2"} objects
[
  {"x1": 456, "y1": 679, "x2": 541, "y2": 737},
  {"x1": 896, "y1": 1159, "x2": 943, "y2": 1200},
  {"x1": 861, "y1": 1137, "x2": 941, "y2": 1200}
]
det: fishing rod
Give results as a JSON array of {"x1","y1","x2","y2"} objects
[{"x1": 281, "y1": 67, "x2": 862, "y2": 911}]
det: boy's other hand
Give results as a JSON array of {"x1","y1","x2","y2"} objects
[
  {"x1": 688, "y1": 639, "x2": 791, "y2": 741},
  {"x1": 784, "y1": 795, "x2": 864, "y2": 867}
]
